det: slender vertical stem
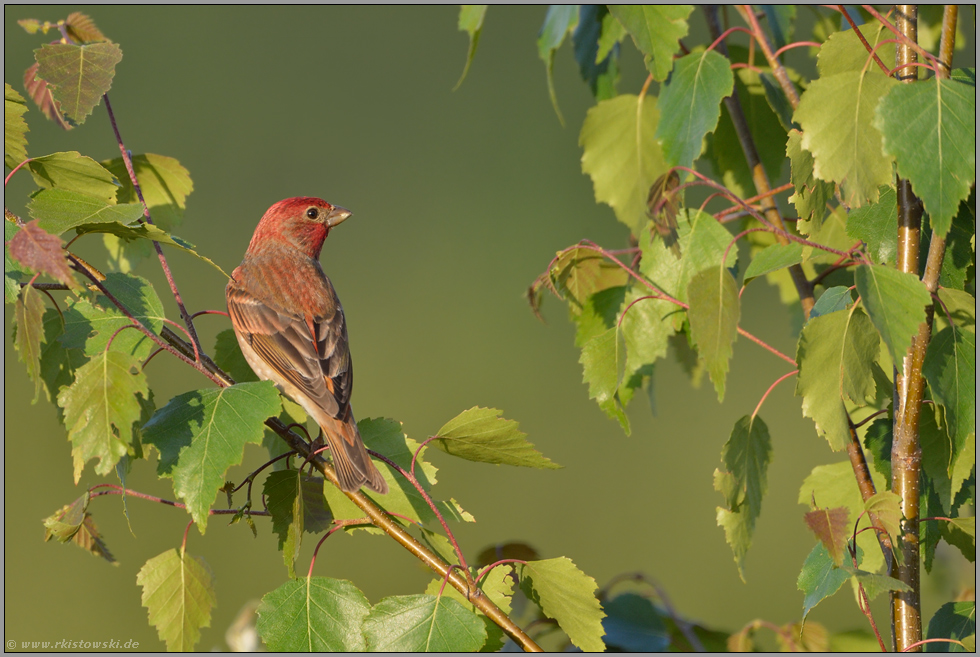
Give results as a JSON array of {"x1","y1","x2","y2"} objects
[
  {"x1": 703, "y1": 6, "x2": 815, "y2": 317},
  {"x1": 734, "y1": 5, "x2": 800, "y2": 108},
  {"x1": 889, "y1": 5, "x2": 923, "y2": 652}
]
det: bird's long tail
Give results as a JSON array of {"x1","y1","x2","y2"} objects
[{"x1": 318, "y1": 409, "x2": 389, "y2": 494}]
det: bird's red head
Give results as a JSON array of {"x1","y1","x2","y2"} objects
[{"x1": 247, "y1": 197, "x2": 352, "y2": 258}]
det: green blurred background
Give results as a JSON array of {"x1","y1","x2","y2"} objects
[{"x1": 4, "y1": 5, "x2": 974, "y2": 651}]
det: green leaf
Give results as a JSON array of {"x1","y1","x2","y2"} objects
[
  {"x1": 713, "y1": 415, "x2": 772, "y2": 579},
  {"x1": 936, "y1": 288, "x2": 976, "y2": 333},
  {"x1": 621, "y1": 285, "x2": 673, "y2": 376},
  {"x1": 804, "y1": 506, "x2": 851, "y2": 566},
  {"x1": 60, "y1": 272, "x2": 166, "y2": 361},
  {"x1": 550, "y1": 246, "x2": 628, "y2": 308},
  {"x1": 607, "y1": 5, "x2": 693, "y2": 81},
  {"x1": 840, "y1": 560, "x2": 912, "y2": 600},
  {"x1": 572, "y1": 5, "x2": 621, "y2": 100},
  {"x1": 855, "y1": 264, "x2": 931, "y2": 374},
  {"x1": 519, "y1": 557, "x2": 606, "y2": 652},
  {"x1": 924, "y1": 326, "x2": 976, "y2": 490},
  {"x1": 759, "y1": 71, "x2": 798, "y2": 132},
  {"x1": 34, "y1": 42, "x2": 122, "y2": 126},
  {"x1": 687, "y1": 265, "x2": 739, "y2": 401},
  {"x1": 929, "y1": 187, "x2": 976, "y2": 291},
  {"x1": 796, "y1": 308, "x2": 879, "y2": 450},
  {"x1": 57, "y1": 350, "x2": 147, "y2": 483},
  {"x1": 363, "y1": 594, "x2": 487, "y2": 652},
  {"x1": 38, "y1": 307, "x2": 85, "y2": 408},
  {"x1": 102, "y1": 153, "x2": 193, "y2": 232},
  {"x1": 13, "y1": 284, "x2": 46, "y2": 401},
  {"x1": 926, "y1": 601, "x2": 976, "y2": 653},
  {"x1": 580, "y1": 93, "x2": 667, "y2": 233},
  {"x1": 28, "y1": 188, "x2": 144, "y2": 235},
  {"x1": 5, "y1": 82, "x2": 29, "y2": 168},
  {"x1": 795, "y1": 70, "x2": 898, "y2": 207},
  {"x1": 601, "y1": 593, "x2": 670, "y2": 652},
  {"x1": 799, "y1": 461, "x2": 889, "y2": 573},
  {"x1": 743, "y1": 243, "x2": 804, "y2": 286},
  {"x1": 264, "y1": 470, "x2": 332, "y2": 578},
  {"x1": 454, "y1": 5, "x2": 487, "y2": 90},
  {"x1": 817, "y1": 23, "x2": 895, "y2": 77},
  {"x1": 580, "y1": 325, "x2": 626, "y2": 407},
  {"x1": 798, "y1": 542, "x2": 852, "y2": 621},
  {"x1": 137, "y1": 548, "x2": 216, "y2": 652},
  {"x1": 864, "y1": 491, "x2": 903, "y2": 544},
  {"x1": 213, "y1": 328, "x2": 258, "y2": 383},
  {"x1": 810, "y1": 287, "x2": 853, "y2": 320},
  {"x1": 655, "y1": 49, "x2": 734, "y2": 170},
  {"x1": 537, "y1": 4, "x2": 578, "y2": 124},
  {"x1": 876, "y1": 77, "x2": 976, "y2": 237},
  {"x1": 42, "y1": 493, "x2": 90, "y2": 543},
  {"x1": 8, "y1": 219, "x2": 75, "y2": 287},
  {"x1": 847, "y1": 186, "x2": 897, "y2": 265},
  {"x1": 786, "y1": 129, "x2": 834, "y2": 223},
  {"x1": 432, "y1": 406, "x2": 560, "y2": 469},
  {"x1": 27, "y1": 151, "x2": 119, "y2": 203},
  {"x1": 256, "y1": 577, "x2": 371, "y2": 652},
  {"x1": 142, "y1": 381, "x2": 282, "y2": 532},
  {"x1": 940, "y1": 517, "x2": 976, "y2": 564},
  {"x1": 424, "y1": 566, "x2": 514, "y2": 652}
]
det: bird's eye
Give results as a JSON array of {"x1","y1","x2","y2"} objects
[{"x1": 306, "y1": 207, "x2": 319, "y2": 220}]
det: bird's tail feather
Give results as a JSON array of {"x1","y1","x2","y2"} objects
[{"x1": 319, "y1": 411, "x2": 389, "y2": 494}]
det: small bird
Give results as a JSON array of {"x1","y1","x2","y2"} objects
[{"x1": 226, "y1": 197, "x2": 388, "y2": 494}]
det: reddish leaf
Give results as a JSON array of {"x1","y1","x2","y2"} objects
[
  {"x1": 23, "y1": 61, "x2": 71, "y2": 130},
  {"x1": 65, "y1": 12, "x2": 107, "y2": 43},
  {"x1": 8, "y1": 219, "x2": 74, "y2": 286},
  {"x1": 804, "y1": 506, "x2": 851, "y2": 566}
]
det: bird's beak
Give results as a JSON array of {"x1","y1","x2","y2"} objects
[{"x1": 326, "y1": 206, "x2": 352, "y2": 227}]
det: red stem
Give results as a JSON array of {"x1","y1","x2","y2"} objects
[
  {"x1": 4, "y1": 158, "x2": 32, "y2": 186},
  {"x1": 837, "y1": 6, "x2": 891, "y2": 75},
  {"x1": 751, "y1": 370, "x2": 798, "y2": 419}
]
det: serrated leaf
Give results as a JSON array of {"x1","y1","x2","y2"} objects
[
  {"x1": 424, "y1": 566, "x2": 514, "y2": 652},
  {"x1": 817, "y1": 23, "x2": 895, "y2": 77},
  {"x1": 799, "y1": 461, "x2": 889, "y2": 573},
  {"x1": 786, "y1": 129, "x2": 834, "y2": 223},
  {"x1": 580, "y1": 325, "x2": 626, "y2": 406},
  {"x1": 8, "y1": 219, "x2": 74, "y2": 286},
  {"x1": 23, "y1": 62, "x2": 70, "y2": 130},
  {"x1": 804, "y1": 506, "x2": 851, "y2": 566},
  {"x1": 59, "y1": 272, "x2": 165, "y2": 361},
  {"x1": 5, "y1": 83, "x2": 29, "y2": 168},
  {"x1": 28, "y1": 188, "x2": 144, "y2": 234},
  {"x1": 137, "y1": 548, "x2": 215, "y2": 652},
  {"x1": 621, "y1": 285, "x2": 673, "y2": 376},
  {"x1": 102, "y1": 153, "x2": 193, "y2": 232},
  {"x1": 65, "y1": 12, "x2": 108, "y2": 43},
  {"x1": 519, "y1": 557, "x2": 606, "y2": 652},
  {"x1": 655, "y1": 49, "x2": 733, "y2": 170},
  {"x1": 607, "y1": 5, "x2": 693, "y2": 81},
  {"x1": 876, "y1": 77, "x2": 975, "y2": 237},
  {"x1": 936, "y1": 288, "x2": 976, "y2": 334},
  {"x1": 213, "y1": 328, "x2": 258, "y2": 383},
  {"x1": 572, "y1": 5, "x2": 621, "y2": 100},
  {"x1": 142, "y1": 381, "x2": 282, "y2": 532},
  {"x1": 924, "y1": 326, "x2": 976, "y2": 486},
  {"x1": 796, "y1": 70, "x2": 898, "y2": 207},
  {"x1": 714, "y1": 415, "x2": 772, "y2": 579},
  {"x1": 796, "y1": 308, "x2": 879, "y2": 450},
  {"x1": 743, "y1": 243, "x2": 804, "y2": 286},
  {"x1": 601, "y1": 592, "x2": 670, "y2": 652},
  {"x1": 855, "y1": 264, "x2": 931, "y2": 374},
  {"x1": 925, "y1": 601, "x2": 976, "y2": 653},
  {"x1": 537, "y1": 4, "x2": 578, "y2": 124},
  {"x1": 256, "y1": 577, "x2": 371, "y2": 652},
  {"x1": 57, "y1": 350, "x2": 147, "y2": 482},
  {"x1": 929, "y1": 187, "x2": 976, "y2": 291},
  {"x1": 38, "y1": 307, "x2": 85, "y2": 408},
  {"x1": 580, "y1": 94, "x2": 667, "y2": 234},
  {"x1": 847, "y1": 186, "x2": 897, "y2": 265},
  {"x1": 43, "y1": 493, "x2": 89, "y2": 542},
  {"x1": 454, "y1": 5, "x2": 487, "y2": 90},
  {"x1": 363, "y1": 594, "x2": 487, "y2": 652},
  {"x1": 687, "y1": 265, "x2": 739, "y2": 401},
  {"x1": 27, "y1": 151, "x2": 119, "y2": 202},
  {"x1": 940, "y1": 517, "x2": 976, "y2": 564},
  {"x1": 264, "y1": 471, "x2": 332, "y2": 577},
  {"x1": 550, "y1": 246, "x2": 628, "y2": 308},
  {"x1": 13, "y1": 284, "x2": 46, "y2": 401},
  {"x1": 840, "y1": 561, "x2": 912, "y2": 600},
  {"x1": 34, "y1": 42, "x2": 122, "y2": 126},
  {"x1": 864, "y1": 491, "x2": 902, "y2": 544},
  {"x1": 798, "y1": 542, "x2": 853, "y2": 620},
  {"x1": 432, "y1": 406, "x2": 560, "y2": 469}
]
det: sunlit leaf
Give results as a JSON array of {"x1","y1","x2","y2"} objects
[
  {"x1": 13, "y1": 283, "x2": 46, "y2": 401},
  {"x1": 102, "y1": 153, "x2": 193, "y2": 232},
  {"x1": 4, "y1": 83, "x2": 29, "y2": 168},
  {"x1": 743, "y1": 243, "x2": 804, "y2": 286},
  {"x1": 687, "y1": 265, "x2": 739, "y2": 401},
  {"x1": 424, "y1": 565, "x2": 514, "y2": 652},
  {"x1": 28, "y1": 151, "x2": 119, "y2": 202},
  {"x1": 363, "y1": 594, "x2": 487, "y2": 652},
  {"x1": 607, "y1": 5, "x2": 693, "y2": 81},
  {"x1": 29, "y1": 188, "x2": 144, "y2": 234},
  {"x1": 64, "y1": 12, "x2": 108, "y2": 43},
  {"x1": 256, "y1": 577, "x2": 371, "y2": 652},
  {"x1": 433, "y1": 406, "x2": 560, "y2": 469},
  {"x1": 519, "y1": 557, "x2": 606, "y2": 652},
  {"x1": 137, "y1": 548, "x2": 216, "y2": 652},
  {"x1": 34, "y1": 42, "x2": 122, "y2": 126},
  {"x1": 23, "y1": 62, "x2": 70, "y2": 130},
  {"x1": 804, "y1": 506, "x2": 850, "y2": 566},
  {"x1": 855, "y1": 264, "x2": 931, "y2": 374},
  {"x1": 454, "y1": 5, "x2": 487, "y2": 90}
]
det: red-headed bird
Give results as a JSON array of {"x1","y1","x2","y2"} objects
[{"x1": 226, "y1": 197, "x2": 388, "y2": 494}]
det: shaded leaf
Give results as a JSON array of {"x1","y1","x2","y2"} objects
[
  {"x1": 655, "y1": 49, "x2": 734, "y2": 170},
  {"x1": 572, "y1": 5, "x2": 620, "y2": 100},
  {"x1": 137, "y1": 548, "x2": 216, "y2": 652},
  {"x1": 847, "y1": 186, "x2": 897, "y2": 265},
  {"x1": 925, "y1": 601, "x2": 976, "y2": 653},
  {"x1": 876, "y1": 77, "x2": 976, "y2": 237},
  {"x1": 924, "y1": 326, "x2": 976, "y2": 481},
  {"x1": 550, "y1": 246, "x2": 628, "y2": 308},
  {"x1": 840, "y1": 561, "x2": 911, "y2": 600},
  {"x1": 42, "y1": 493, "x2": 89, "y2": 543},
  {"x1": 804, "y1": 506, "x2": 850, "y2": 566},
  {"x1": 687, "y1": 265, "x2": 739, "y2": 401},
  {"x1": 102, "y1": 153, "x2": 193, "y2": 232},
  {"x1": 23, "y1": 62, "x2": 70, "y2": 130},
  {"x1": 580, "y1": 325, "x2": 626, "y2": 407},
  {"x1": 363, "y1": 594, "x2": 487, "y2": 652},
  {"x1": 601, "y1": 593, "x2": 670, "y2": 652},
  {"x1": 798, "y1": 542, "x2": 853, "y2": 620},
  {"x1": 743, "y1": 243, "x2": 804, "y2": 286},
  {"x1": 519, "y1": 557, "x2": 606, "y2": 652},
  {"x1": 855, "y1": 264, "x2": 931, "y2": 374},
  {"x1": 13, "y1": 283, "x2": 46, "y2": 401},
  {"x1": 796, "y1": 308, "x2": 879, "y2": 450},
  {"x1": 34, "y1": 42, "x2": 122, "y2": 126},
  {"x1": 28, "y1": 151, "x2": 119, "y2": 202},
  {"x1": 607, "y1": 5, "x2": 693, "y2": 81},
  {"x1": 57, "y1": 350, "x2": 147, "y2": 482},
  {"x1": 8, "y1": 219, "x2": 74, "y2": 286},
  {"x1": 809, "y1": 286, "x2": 853, "y2": 320},
  {"x1": 4, "y1": 82, "x2": 29, "y2": 168},
  {"x1": 256, "y1": 577, "x2": 371, "y2": 652},
  {"x1": 454, "y1": 5, "x2": 487, "y2": 90},
  {"x1": 432, "y1": 406, "x2": 560, "y2": 469},
  {"x1": 537, "y1": 4, "x2": 578, "y2": 124},
  {"x1": 580, "y1": 93, "x2": 667, "y2": 234},
  {"x1": 786, "y1": 129, "x2": 834, "y2": 223},
  {"x1": 142, "y1": 382, "x2": 282, "y2": 532},
  {"x1": 424, "y1": 565, "x2": 514, "y2": 652},
  {"x1": 214, "y1": 328, "x2": 258, "y2": 383}
]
